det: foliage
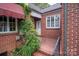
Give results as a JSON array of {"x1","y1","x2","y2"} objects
[
  {"x1": 13, "y1": 18, "x2": 40, "y2": 56},
  {"x1": 13, "y1": 4, "x2": 40, "y2": 56},
  {"x1": 33, "y1": 3, "x2": 50, "y2": 9},
  {"x1": 18, "y1": 3, "x2": 31, "y2": 16}
]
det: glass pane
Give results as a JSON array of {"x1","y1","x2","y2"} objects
[
  {"x1": 51, "y1": 16, "x2": 54, "y2": 27},
  {"x1": 0, "y1": 23, "x2": 3, "y2": 32},
  {"x1": 47, "y1": 17, "x2": 50, "y2": 27},
  {"x1": 9, "y1": 17, "x2": 15, "y2": 22},
  {"x1": 55, "y1": 16, "x2": 59, "y2": 27},
  {"x1": 0, "y1": 16, "x2": 3, "y2": 22},
  {"x1": 9, "y1": 17, "x2": 16, "y2": 31},
  {"x1": 4, "y1": 16, "x2": 7, "y2": 32},
  {"x1": 0, "y1": 16, "x2": 3, "y2": 32},
  {"x1": 4, "y1": 22, "x2": 7, "y2": 31},
  {"x1": 0, "y1": 16, "x2": 7, "y2": 32},
  {"x1": 37, "y1": 21, "x2": 40, "y2": 29}
]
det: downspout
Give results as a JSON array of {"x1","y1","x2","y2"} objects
[{"x1": 64, "y1": 3, "x2": 67, "y2": 56}]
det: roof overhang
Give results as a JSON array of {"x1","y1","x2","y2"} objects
[
  {"x1": 31, "y1": 10, "x2": 41, "y2": 18},
  {"x1": 0, "y1": 3, "x2": 24, "y2": 19}
]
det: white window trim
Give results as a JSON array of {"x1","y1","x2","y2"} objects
[
  {"x1": 46, "y1": 14, "x2": 60, "y2": 29},
  {"x1": 0, "y1": 16, "x2": 18, "y2": 34}
]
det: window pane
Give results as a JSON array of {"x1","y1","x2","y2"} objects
[
  {"x1": 9, "y1": 17, "x2": 16, "y2": 31},
  {"x1": 51, "y1": 16, "x2": 54, "y2": 27},
  {"x1": 37, "y1": 21, "x2": 41, "y2": 29},
  {"x1": 0, "y1": 16, "x2": 3, "y2": 32},
  {"x1": 47, "y1": 17, "x2": 50, "y2": 27},
  {"x1": 4, "y1": 16, "x2": 7, "y2": 32},
  {"x1": 0, "y1": 16, "x2": 7, "y2": 32},
  {"x1": 55, "y1": 15, "x2": 60, "y2": 27}
]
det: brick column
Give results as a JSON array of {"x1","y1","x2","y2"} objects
[{"x1": 60, "y1": 3, "x2": 65, "y2": 56}]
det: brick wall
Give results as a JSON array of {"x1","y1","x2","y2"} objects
[
  {"x1": 0, "y1": 33, "x2": 17, "y2": 54},
  {"x1": 41, "y1": 9, "x2": 62, "y2": 55},
  {"x1": 61, "y1": 3, "x2": 79, "y2": 56},
  {"x1": 41, "y1": 9, "x2": 61, "y2": 39}
]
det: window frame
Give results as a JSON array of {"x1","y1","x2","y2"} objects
[
  {"x1": 0, "y1": 16, "x2": 18, "y2": 34},
  {"x1": 46, "y1": 14, "x2": 60, "y2": 29}
]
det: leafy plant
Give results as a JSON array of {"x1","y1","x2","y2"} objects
[
  {"x1": 13, "y1": 3, "x2": 40, "y2": 56},
  {"x1": 33, "y1": 3, "x2": 50, "y2": 9}
]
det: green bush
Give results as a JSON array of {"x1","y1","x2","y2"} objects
[{"x1": 13, "y1": 19, "x2": 40, "y2": 56}]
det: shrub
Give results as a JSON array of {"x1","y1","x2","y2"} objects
[{"x1": 13, "y1": 19, "x2": 40, "y2": 56}]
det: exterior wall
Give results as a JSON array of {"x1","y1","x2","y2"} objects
[
  {"x1": 41, "y1": 9, "x2": 61, "y2": 39},
  {"x1": 0, "y1": 33, "x2": 17, "y2": 55},
  {"x1": 41, "y1": 9, "x2": 61, "y2": 55},
  {"x1": 61, "y1": 3, "x2": 79, "y2": 56},
  {"x1": 0, "y1": 33, "x2": 24, "y2": 55}
]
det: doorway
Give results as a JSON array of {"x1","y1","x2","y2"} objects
[{"x1": 36, "y1": 20, "x2": 41, "y2": 35}]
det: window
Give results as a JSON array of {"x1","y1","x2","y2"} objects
[
  {"x1": 46, "y1": 14, "x2": 60, "y2": 28},
  {"x1": 0, "y1": 16, "x2": 18, "y2": 33},
  {"x1": 0, "y1": 16, "x2": 7, "y2": 32},
  {"x1": 9, "y1": 17, "x2": 16, "y2": 31},
  {"x1": 51, "y1": 16, "x2": 54, "y2": 27},
  {"x1": 54, "y1": 15, "x2": 60, "y2": 28},
  {"x1": 47, "y1": 17, "x2": 50, "y2": 27}
]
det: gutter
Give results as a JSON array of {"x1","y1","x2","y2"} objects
[{"x1": 64, "y1": 3, "x2": 68, "y2": 56}]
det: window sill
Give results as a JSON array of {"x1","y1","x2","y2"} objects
[
  {"x1": 46, "y1": 27, "x2": 60, "y2": 30},
  {"x1": 0, "y1": 31, "x2": 18, "y2": 35}
]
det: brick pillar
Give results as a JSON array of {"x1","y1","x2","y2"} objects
[
  {"x1": 61, "y1": 3, "x2": 79, "y2": 56},
  {"x1": 60, "y1": 3, "x2": 65, "y2": 56}
]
